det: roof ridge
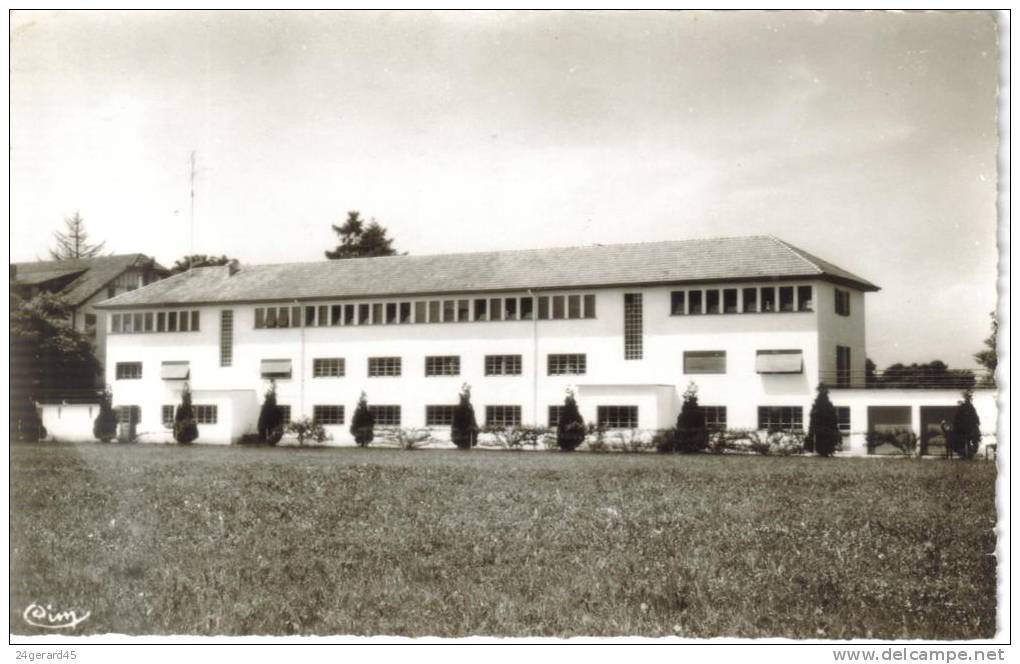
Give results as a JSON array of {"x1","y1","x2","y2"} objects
[{"x1": 766, "y1": 236, "x2": 825, "y2": 275}]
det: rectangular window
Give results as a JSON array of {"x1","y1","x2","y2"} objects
[
  {"x1": 567, "y1": 295, "x2": 581, "y2": 319},
  {"x1": 191, "y1": 311, "x2": 200, "y2": 331},
  {"x1": 372, "y1": 303, "x2": 384, "y2": 325},
  {"x1": 779, "y1": 286, "x2": 795, "y2": 312},
  {"x1": 684, "y1": 350, "x2": 726, "y2": 374},
  {"x1": 458, "y1": 299, "x2": 470, "y2": 322},
  {"x1": 504, "y1": 297, "x2": 518, "y2": 320},
  {"x1": 538, "y1": 296, "x2": 550, "y2": 320},
  {"x1": 178, "y1": 311, "x2": 189, "y2": 332},
  {"x1": 116, "y1": 405, "x2": 141, "y2": 425},
  {"x1": 111, "y1": 313, "x2": 123, "y2": 333},
  {"x1": 757, "y1": 406, "x2": 804, "y2": 431},
  {"x1": 761, "y1": 287, "x2": 776, "y2": 313},
  {"x1": 670, "y1": 291, "x2": 686, "y2": 316},
  {"x1": 835, "y1": 289, "x2": 851, "y2": 316},
  {"x1": 583, "y1": 294, "x2": 596, "y2": 319},
  {"x1": 485, "y1": 405, "x2": 522, "y2": 428},
  {"x1": 343, "y1": 304, "x2": 355, "y2": 326},
  {"x1": 521, "y1": 297, "x2": 534, "y2": 320},
  {"x1": 485, "y1": 354, "x2": 522, "y2": 376},
  {"x1": 313, "y1": 358, "x2": 345, "y2": 378},
  {"x1": 547, "y1": 405, "x2": 564, "y2": 428},
  {"x1": 836, "y1": 406, "x2": 851, "y2": 433},
  {"x1": 425, "y1": 405, "x2": 457, "y2": 426},
  {"x1": 552, "y1": 295, "x2": 565, "y2": 319},
  {"x1": 369, "y1": 405, "x2": 401, "y2": 427},
  {"x1": 291, "y1": 306, "x2": 301, "y2": 328},
  {"x1": 742, "y1": 288, "x2": 758, "y2": 313},
  {"x1": 260, "y1": 358, "x2": 293, "y2": 379},
  {"x1": 547, "y1": 353, "x2": 586, "y2": 375},
  {"x1": 122, "y1": 314, "x2": 134, "y2": 333},
  {"x1": 425, "y1": 355, "x2": 460, "y2": 376},
  {"x1": 443, "y1": 300, "x2": 455, "y2": 323},
  {"x1": 385, "y1": 302, "x2": 397, "y2": 324},
  {"x1": 368, "y1": 357, "x2": 401, "y2": 377},
  {"x1": 116, "y1": 362, "x2": 142, "y2": 380},
  {"x1": 305, "y1": 306, "x2": 316, "y2": 327},
  {"x1": 264, "y1": 308, "x2": 276, "y2": 329},
  {"x1": 143, "y1": 312, "x2": 153, "y2": 333},
  {"x1": 278, "y1": 307, "x2": 290, "y2": 328},
  {"x1": 162, "y1": 405, "x2": 174, "y2": 427},
  {"x1": 706, "y1": 289, "x2": 720, "y2": 314},
  {"x1": 318, "y1": 305, "x2": 329, "y2": 327},
  {"x1": 278, "y1": 405, "x2": 292, "y2": 425},
  {"x1": 597, "y1": 405, "x2": 639, "y2": 429},
  {"x1": 428, "y1": 300, "x2": 440, "y2": 323},
  {"x1": 254, "y1": 308, "x2": 265, "y2": 329},
  {"x1": 688, "y1": 290, "x2": 703, "y2": 315},
  {"x1": 623, "y1": 293, "x2": 643, "y2": 360},
  {"x1": 313, "y1": 405, "x2": 345, "y2": 425},
  {"x1": 194, "y1": 405, "x2": 218, "y2": 425},
  {"x1": 157, "y1": 311, "x2": 166, "y2": 332},
  {"x1": 220, "y1": 310, "x2": 233, "y2": 367},
  {"x1": 399, "y1": 302, "x2": 412, "y2": 324},
  {"x1": 702, "y1": 406, "x2": 727, "y2": 430},
  {"x1": 756, "y1": 349, "x2": 804, "y2": 374},
  {"x1": 415, "y1": 301, "x2": 427, "y2": 323},
  {"x1": 489, "y1": 298, "x2": 502, "y2": 321},
  {"x1": 836, "y1": 345, "x2": 852, "y2": 387},
  {"x1": 358, "y1": 303, "x2": 370, "y2": 325},
  {"x1": 797, "y1": 285, "x2": 813, "y2": 312},
  {"x1": 133, "y1": 313, "x2": 144, "y2": 332},
  {"x1": 474, "y1": 299, "x2": 488, "y2": 321},
  {"x1": 723, "y1": 289, "x2": 738, "y2": 314}
]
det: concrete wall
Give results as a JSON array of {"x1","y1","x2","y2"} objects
[{"x1": 39, "y1": 403, "x2": 97, "y2": 442}]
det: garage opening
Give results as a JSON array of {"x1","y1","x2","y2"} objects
[{"x1": 866, "y1": 406, "x2": 913, "y2": 455}]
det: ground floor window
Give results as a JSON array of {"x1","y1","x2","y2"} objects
[
  {"x1": 117, "y1": 406, "x2": 141, "y2": 425},
  {"x1": 162, "y1": 405, "x2": 174, "y2": 426},
  {"x1": 485, "y1": 405, "x2": 522, "y2": 428},
  {"x1": 116, "y1": 362, "x2": 142, "y2": 380},
  {"x1": 425, "y1": 405, "x2": 456, "y2": 426},
  {"x1": 313, "y1": 405, "x2": 345, "y2": 425},
  {"x1": 702, "y1": 406, "x2": 727, "y2": 430},
  {"x1": 278, "y1": 405, "x2": 291, "y2": 425},
  {"x1": 836, "y1": 406, "x2": 851, "y2": 433},
  {"x1": 194, "y1": 405, "x2": 218, "y2": 425},
  {"x1": 548, "y1": 405, "x2": 564, "y2": 428},
  {"x1": 757, "y1": 406, "x2": 803, "y2": 431},
  {"x1": 369, "y1": 405, "x2": 401, "y2": 427},
  {"x1": 597, "y1": 405, "x2": 638, "y2": 429}
]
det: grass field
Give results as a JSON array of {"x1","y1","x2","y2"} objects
[{"x1": 10, "y1": 442, "x2": 997, "y2": 638}]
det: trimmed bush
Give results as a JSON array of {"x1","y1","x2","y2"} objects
[
  {"x1": 350, "y1": 392, "x2": 375, "y2": 447},
  {"x1": 257, "y1": 381, "x2": 284, "y2": 445},
  {"x1": 865, "y1": 428, "x2": 918, "y2": 456},
  {"x1": 451, "y1": 384, "x2": 478, "y2": 449},
  {"x1": 675, "y1": 383, "x2": 708, "y2": 453},
  {"x1": 93, "y1": 387, "x2": 119, "y2": 443},
  {"x1": 287, "y1": 417, "x2": 330, "y2": 446},
  {"x1": 807, "y1": 384, "x2": 841, "y2": 456},
  {"x1": 173, "y1": 383, "x2": 199, "y2": 444},
  {"x1": 556, "y1": 389, "x2": 586, "y2": 451},
  {"x1": 382, "y1": 426, "x2": 432, "y2": 450},
  {"x1": 948, "y1": 389, "x2": 981, "y2": 460}
]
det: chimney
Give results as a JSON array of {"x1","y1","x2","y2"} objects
[{"x1": 227, "y1": 259, "x2": 241, "y2": 276}]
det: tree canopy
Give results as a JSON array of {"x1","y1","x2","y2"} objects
[
  {"x1": 873, "y1": 361, "x2": 975, "y2": 389},
  {"x1": 49, "y1": 212, "x2": 106, "y2": 260},
  {"x1": 10, "y1": 292, "x2": 102, "y2": 395},
  {"x1": 169, "y1": 254, "x2": 236, "y2": 275},
  {"x1": 974, "y1": 311, "x2": 997, "y2": 386},
  {"x1": 325, "y1": 211, "x2": 401, "y2": 259}
]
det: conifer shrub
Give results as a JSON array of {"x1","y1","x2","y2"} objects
[
  {"x1": 807, "y1": 384, "x2": 841, "y2": 457},
  {"x1": 93, "y1": 387, "x2": 119, "y2": 443},
  {"x1": 257, "y1": 381, "x2": 284, "y2": 445},
  {"x1": 350, "y1": 392, "x2": 375, "y2": 447},
  {"x1": 948, "y1": 389, "x2": 982, "y2": 460},
  {"x1": 451, "y1": 384, "x2": 479, "y2": 449},
  {"x1": 674, "y1": 383, "x2": 708, "y2": 453},
  {"x1": 173, "y1": 383, "x2": 199, "y2": 444},
  {"x1": 556, "y1": 389, "x2": 586, "y2": 451}
]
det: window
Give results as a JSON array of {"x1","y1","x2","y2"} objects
[
  {"x1": 797, "y1": 285, "x2": 813, "y2": 312},
  {"x1": 415, "y1": 301, "x2": 427, "y2": 323},
  {"x1": 278, "y1": 307, "x2": 290, "y2": 328},
  {"x1": 757, "y1": 406, "x2": 803, "y2": 431},
  {"x1": 485, "y1": 405, "x2": 522, "y2": 428},
  {"x1": 723, "y1": 289, "x2": 738, "y2": 314},
  {"x1": 318, "y1": 305, "x2": 329, "y2": 327},
  {"x1": 278, "y1": 405, "x2": 292, "y2": 425},
  {"x1": 472, "y1": 299, "x2": 487, "y2": 321},
  {"x1": 144, "y1": 312, "x2": 154, "y2": 332},
  {"x1": 485, "y1": 355, "x2": 522, "y2": 376},
  {"x1": 538, "y1": 296, "x2": 550, "y2": 319},
  {"x1": 688, "y1": 290, "x2": 703, "y2": 315},
  {"x1": 521, "y1": 297, "x2": 535, "y2": 320},
  {"x1": 779, "y1": 286, "x2": 795, "y2": 312},
  {"x1": 504, "y1": 298, "x2": 517, "y2": 320},
  {"x1": 836, "y1": 346, "x2": 852, "y2": 387},
  {"x1": 835, "y1": 289, "x2": 851, "y2": 316},
  {"x1": 107, "y1": 286, "x2": 116, "y2": 299},
  {"x1": 386, "y1": 302, "x2": 398, "y2": 324},
  {"x1": 344, "y1": 304, "x2": 355, "y2": 325},
  {"x1": 684, "y1": 351, "x2": 726, "y2": 374},
  {"x1": 399, "y1": 302, "x2": 412, "y2": 324},
  {"x1": 489, "y1": 298, "x2": 502, "y2": 321},
  {"x1": 369, "y1": 405, "x2": 401, "y2": 427},
  {"x1": 547, "y1": 405, "x2": 564, "y2": 428},
  {"x1": 372, "y1": 303, "x2": 383, "y2": 325},
  {"x1": 425, "y1": 356, "x2": 460, "y2": 376},
  {"x1": 313, "y1": 358, "x2": 345, "y2": 378},
  {"x1": 194, "y1": 405, "x2": 218, "y2": 425},
  {"x1": 567, "y1": 295, "x2": 581, "y2": 319},
  {"x1": 623, "y1": 293, "x2": 643, "y2": 360},
  {"x1": 670, "y1": 291, "x2": 686, "y2": 316},
  {"x1": 220, "y1": 311, "x2": 233, "y2": 367},
  {"x1": 583, "y1": 294, "x2": 595, "y2": 319},
  {"x1": 160, "y1": 361, "x2": 190, "y2": 380},
  {"x1": 742, "y1": 288, "x2": 758, "y2": 313},
  {"x1": 260, "y1": 358, "x2": 292, "y2": 379},
  {"x1": 111, "y1": 313, "x2": 122, "y2": 333},
  {"x1": 133, "y1": 313, "x2": 144, "y2": 333},
  {"x1": 157, "y1": 311, "x2": 166, "y2": 331},
  {"x1": 84, "y1": 313, "x2": 97, "y2": 338},
  {"x1": 547, "y1": 353, "x2": 586, "y2": 375},
  {"x1": 254, "y1": 308, "x2": 265, "y2": 329},
  {"x1": 755, "y1": 350, "x2": 804, "y2": 374},
  {"x1": 358, "y1": 303, "x2": 370, "y2": 325},
  {"x1": 761, "y1": 287, "x2": 776, "y2": 313},
  {"x1": 116, "y1": 362, "x2": 142, "y2": 380},
  {"x1": 116, "y1": 405, "x2": 141, "y2": 425},
  {"x1": 161, "y1": 405, "x2": 174, "y2": 427},
  {"x1": 702, "y1": 406, "x2": 727, "y2": 430},
  {"x1": 426, "y1": 405, "x2": 457, "y2": 426},
  {"x1": 191, "y1": 311, "x2": 200, "y2": 331},
  {"x1": 552, "y1": 295, "x2": 565, "y2": 320},
  {"x1": 458, "y1": 299, "x2": 470, "y2": 322},
  {"x1": 178, "y1": 311, "x2": 189, "y2": 332},
  {"x1": 313, "y1": 405, "x2": 345, "y2": 425},
  {"x1": 305, "y1": 306, "x2": 316, "y2": 327},
  {"x1": 428, "y1": 300, "x2": 440, "y2": 323},
  {"x1": 598, "y1": 405, "x2": 638, "y2": 429},
  {"x1": 368, "y1": 357, "x2": 401, "y2": 377},
  {"x1": 836, "y1": 406, "x2": 851, "y2": 433},
  {"x1": 706, "y1": 289, "x2": 720, "y2": 314}
]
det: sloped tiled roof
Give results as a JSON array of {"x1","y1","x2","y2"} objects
[
  {"x1": 11, "y1": 254, "x2": 168, "y2": 306},
  {"x1": 96, "y1": 236, "x2": 879, "y2": 309}
]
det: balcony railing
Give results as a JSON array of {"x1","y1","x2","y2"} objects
[{"x1": 820, "y1": 369, "x2": 993, "y2": 390}]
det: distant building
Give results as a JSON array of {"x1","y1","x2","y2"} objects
[{"x1": 11, "y1": 254, "x2": 169, "y2": 368}]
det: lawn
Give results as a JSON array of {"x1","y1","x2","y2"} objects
[{"x1": 9, "y1": 442, "x2": 998, "y2": 639}]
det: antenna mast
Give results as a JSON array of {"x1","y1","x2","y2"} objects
[{"x1": 189, "y1": 150, "x2": 196, "y2": 268}]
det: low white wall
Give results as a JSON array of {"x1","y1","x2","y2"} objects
[{"x1": 39, "y1": 403, "x2": 98, "y2": 443}]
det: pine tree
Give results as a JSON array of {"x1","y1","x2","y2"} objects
[
  {"x1": 451, "y1": 384, "x2": 478, "y2": 449},
  {"x1": 948, "y1": 389, "x2": 982, "y2": 460},
  {"x1": 173, "y1": 383, "x2": 199, "y2": 444},
  {"x1": 974, "y1": 311, "x2": 997, "y2": 387},
  {"x1": 675, "y1": 382, "x2": 708, "y2": 453},
  {"x1": 257, "y1": 381, "x2": 284, "y2": 445},
  {"x1": 556, "y1": 388, "x2": 586, "y2": 451},
  {"x1": 49, "y1": 212, "x2": 106, "y2": 260},
  {"x1": 169, "y1": 254, "x2": 236, "y2": 275},
  {"x1": 92, "y1": 387, "x2": 119, "y2": 442},
  {"x1": 807, "y1": 383, "x2": 841, "y2": 457},
  {"x1": 350, "y1": 391, "x2": 375, "y2": 447},
  {"x1": 325, "y1": 211, "x2": 400, "y2": 259}
]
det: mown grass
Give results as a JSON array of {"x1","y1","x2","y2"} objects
[{"x1": 10, "y1": 443, "x2": 997, "y2": 638}]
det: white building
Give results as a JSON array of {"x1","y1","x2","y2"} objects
[{"x1": 85, "y1": 236, "x2": 996, "y2": 454}]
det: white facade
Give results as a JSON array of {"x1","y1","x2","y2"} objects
[{"x1": 102, "y1": 277, "x2": 895, "y2": 448}]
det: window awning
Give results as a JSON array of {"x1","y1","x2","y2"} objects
[
  {"x1": 161, "y1": 362, "x2": 190, "y2": 380},
  {"x1": 260, "y1": 359, "x2": 292, "y2": 377},
  {"x1": 756, "y1": 350, "x2": 803, "y2": 374}
]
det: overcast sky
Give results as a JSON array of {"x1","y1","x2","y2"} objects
[{"x1": 10, "y1": 10, "x2": 1002, "y2": 370}]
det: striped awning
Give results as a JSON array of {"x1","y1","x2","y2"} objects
[
  {"x1": 160, "y1": 362, "x2": 190, "y2": 380},
  {"x1": 260, "y1": 359, "x2": 292, "y2": 377},
  {"x1": 756, "y1": 350, "x2": 803, "y2": 374}
]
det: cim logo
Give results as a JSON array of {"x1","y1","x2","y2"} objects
[{"x1": 22, "y1": 603, "x2": 90, "y2": 630}]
